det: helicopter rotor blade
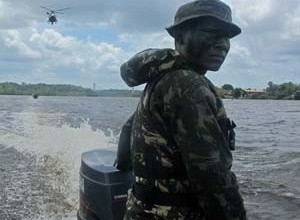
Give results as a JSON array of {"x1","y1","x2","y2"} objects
[
  {"x1": 40, "y1": 6, "x2": 53, "y2": 11},
  {"x1": 55, "y1": 7, "x2": 71, "y2": 12},
  {"x1": 54, "y1": 11, "x2": 65, "y2": 14}
]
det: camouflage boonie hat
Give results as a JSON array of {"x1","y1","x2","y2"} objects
[{"x1": 166, "y1": 0, "x2": 241, "y2": 38}]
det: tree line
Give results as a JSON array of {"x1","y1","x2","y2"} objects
[
  {"x1": 0, "y1": 82, "x2": 142, "y2": 97},
  {"x1": 1, "y1": 81, "x2": 299, "y2": 100},
  {"x1": 219, "y1": 81, "x2": 300, "y2": 100},
  {"x1": 0, "y1": 82, "x2": 97, "y2": 96}
]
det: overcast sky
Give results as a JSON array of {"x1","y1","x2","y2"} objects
[{"x1": 0, "y1": 0, "x2": 299, "y2": 89}]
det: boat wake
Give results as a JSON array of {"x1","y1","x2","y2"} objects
[{"x1": 0, "y1": 110, "x2": 118, "y2": 220}]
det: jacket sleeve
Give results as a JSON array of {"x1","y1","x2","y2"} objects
[{"x1": 156, "y1": 73, "x2": 247, "y2": 219}]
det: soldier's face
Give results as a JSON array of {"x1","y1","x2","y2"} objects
[{"x1": 181, "y1": 20, "x2": 231, "y2": 71}]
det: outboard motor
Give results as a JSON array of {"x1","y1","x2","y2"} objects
[{"x1": 77, "y1": 149, "x2": 132, "y2": 220}]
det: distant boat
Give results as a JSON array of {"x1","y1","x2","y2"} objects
[
  {"x1": 32, "y1": 94, "x2": 39, "y2": 99},
  {"x1": 295, "y1": 91, "x2": 300, "y2": 100}
]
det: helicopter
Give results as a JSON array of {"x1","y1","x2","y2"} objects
[{"x1": 40, "y1": 6, "x2": 71, "y2": 25}]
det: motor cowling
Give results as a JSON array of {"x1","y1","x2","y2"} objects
[{"x1": 77, "y1": 149, "x2": 132, "y2": 220}]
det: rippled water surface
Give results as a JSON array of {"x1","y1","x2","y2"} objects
[{"x1": 0, "y1": 96, "x2": 299, "y2": 220}]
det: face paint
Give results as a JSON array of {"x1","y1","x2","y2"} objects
[
  {"x1": 186, "y1": 31, "x2": 213, "y2": 59},
  {"x1": 179, "y1": 19, "x2": 231, "y2": 71}
]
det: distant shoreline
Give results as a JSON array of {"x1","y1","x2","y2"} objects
[
  {"x1": 0, "y1": 82, "x2": 141, "y2": 97},
  {"x1": 0, "y1": 82, "x2": 299, "y2": 100}
]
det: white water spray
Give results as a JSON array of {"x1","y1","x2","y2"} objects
[{"x1": 0, "y1": 110, "x2": 118, "y2": 219}]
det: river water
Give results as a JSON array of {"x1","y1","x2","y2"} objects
[{"x1": 0, "y1": 95, "x2": 299, "y2": 220}]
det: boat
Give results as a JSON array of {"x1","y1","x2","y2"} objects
[
  {"x1": 295, "y1": 91, "x2": 300, "y2": 100},
  {"x1": 32, "y1": 94, "x2": 39, "y2": 99},
  {"x1": 77, "y1": 149, "x2": 132, "y2": 220}
]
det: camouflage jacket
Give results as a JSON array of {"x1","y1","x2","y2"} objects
[{"x1": 121, "y1": 48, "x2": 246, "y2": 220}]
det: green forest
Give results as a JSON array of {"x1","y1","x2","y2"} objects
[
  {"x1": 0, "y1": 82, "x2": 141, "y2": 97},
  {"x1": 0, "y1": 82, "x2": 96, "y2": 96},
  {"x1": 218, "y1": 81, "x2": 300, "y2": 100},
  {"x1": 0, "y1": 81, "x2": 300, "y2": 100}
]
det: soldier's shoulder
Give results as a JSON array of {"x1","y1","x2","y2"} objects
[
  {"x1": 151, "y1": 69, "x2": 208, "y2": 104},
  {"x1": 157, "y1": 68, "x2": 206, "y2": 90},
  {"x1": 121, "y1": 48, "x2": 182, "y2": 87}
]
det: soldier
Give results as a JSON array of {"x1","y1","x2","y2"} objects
[{"x1": 117, "y1": 0, "x2": 247, "y2": 219}]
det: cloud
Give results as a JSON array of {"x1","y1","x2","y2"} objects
[
  {"x1": 4, "y1": 30, "x2": 41, "y2": 59},
  {"x1": 0, "y1": 0, "x2": 299, "y2": 89},
  {"x1": 1, "y1": 27, "x2": 129, "y2": 87}
]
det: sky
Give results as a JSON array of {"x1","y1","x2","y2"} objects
[{"x1": 0, "y1": 0, "x2": 299, "y2": 90}]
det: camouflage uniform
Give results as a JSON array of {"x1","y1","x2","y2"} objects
[{"x1": 120, "y1": 48, "x2": 246, "y2": 220}]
